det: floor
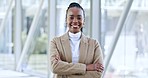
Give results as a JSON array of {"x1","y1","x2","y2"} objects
[{"x1": 0, "y1": 69, "x2": 41, "y2": 78}]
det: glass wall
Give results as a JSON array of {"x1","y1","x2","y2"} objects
[
  {"x1": 103, "y1": 0, "x2": 148, "y2": 78},
  {"x1": 0, "y1": 0, "x2": 49, "y2": 77},
  {"x1": 0, "y1": 0, "x2": 148, "y2": 78},
  {"x1": 0, "y1": 0, "x2": 14, "y2": 69},
  {"x1": 21, "y1": 0, "x2": 48, "y2": 76}
]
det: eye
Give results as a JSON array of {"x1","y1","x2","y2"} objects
[
  {"x1": 70, "y1": 17, "x2": 74, "y2": 20},
  {"x1": 77, "y1": 17, "x2": 81, "y2": 20}
]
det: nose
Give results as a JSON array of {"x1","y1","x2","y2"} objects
[{"x1": 73, "y1": 17, "x2": 78, "y2": 23}]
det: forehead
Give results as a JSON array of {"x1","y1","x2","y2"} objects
[{"x1": 67, "y1": 7, "x2": 83, "y2": 16}]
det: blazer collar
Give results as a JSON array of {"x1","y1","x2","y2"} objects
[
  {"x1": 61, "y1": 32, "x2": 87, "y2": 44},
  {"x1": 61, "y1": 32, "x2": 88, "y2": 63}
]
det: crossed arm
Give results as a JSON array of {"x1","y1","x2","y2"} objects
[{"x1": 49, "y1": 39, "x2": 104, "y2": 75}]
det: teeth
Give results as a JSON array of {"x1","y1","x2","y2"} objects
[
  {"x1": 72, "y1": 26, "x2": 79, "y2": 28},
  {"x1": 73, "y1": 25, "x2": 78, "y2": 27}
]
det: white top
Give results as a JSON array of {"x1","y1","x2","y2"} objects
[{"x1": 69, "y1": 31, "x2": 81, "y2": 63}]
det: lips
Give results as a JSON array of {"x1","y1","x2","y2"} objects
[{"x1": 72, "y1": 25, "x2": 79, "y2": 28}]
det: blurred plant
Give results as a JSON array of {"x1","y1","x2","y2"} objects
[
  {"x1": 22, "y1": 31, "x2": 48, "y2": 54},
  {"x1": 34, "y1": 33, "x2": 48, "y2": 54}
]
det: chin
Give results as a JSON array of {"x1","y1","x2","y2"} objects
[{"x1": 69, "y1": 29, "x2": 80, "y2": 33}]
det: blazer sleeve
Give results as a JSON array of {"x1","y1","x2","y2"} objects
[
  {"x1": 68, "y1": 71, "x2": 101, "y2": 78},
  {"x1": 93, "y1": 40, "x2": 104, "y2": 77},
  {"x1": 49, "y1": 38, "x2": 86, "y2": 75}
]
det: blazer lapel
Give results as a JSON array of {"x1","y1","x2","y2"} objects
[
  {"x1": 79, "y1": 34, "x2": 88, "y2": 63},
  {"x1": 61, "y1": 33, "x2": 72, "y2": 63}
]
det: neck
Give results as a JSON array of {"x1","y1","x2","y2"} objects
[{"x1": 69, "y1": 31, "x2": 80, "y2": 34}]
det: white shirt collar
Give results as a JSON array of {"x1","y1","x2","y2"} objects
[{"x1": 69, "y1": 31, "x2": 81, "y2": 40}]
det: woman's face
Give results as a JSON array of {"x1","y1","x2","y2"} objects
[{"x1": 66, "y1": 7, "x2": 84, "y2": 33}]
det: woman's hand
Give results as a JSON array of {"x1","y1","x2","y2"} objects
[
  {"x1": 86, "y1": 63, "x2": 104, "y2": 72},
  {"x1": 54, "y1": 55, "x2": 61, "y2": 63}
]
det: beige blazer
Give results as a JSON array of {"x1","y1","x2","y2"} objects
[{"x1": 49, "y1": 32, "x2": 103, "y2": 78}]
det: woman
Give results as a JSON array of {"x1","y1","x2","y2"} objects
[{"x1": 49, "y1": 2, "x2": 104, "y2": 78}]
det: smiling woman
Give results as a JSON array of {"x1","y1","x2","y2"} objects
[
  {"x1": 66, "y1": 3, "x2": 85, "y2": 33},
  {"x1": 49, "y1": 2, "x2": 104, "y2": 78}
]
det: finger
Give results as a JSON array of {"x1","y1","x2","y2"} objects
[
  {"x1": 98, "y1": 64, "x2": 103, "y2": 68},
  {"x1": 97, "y1": 69, "x2": 103, "y2": 72},
  {"x1": 96, "y1": 64, "x2": 104, "y2": 71},
  {"x1": 94, "y1": 64, "x2": 99, "y2": 71},
  {"x1": 55, "y1": 57, "x2": 59, "y2": 60},
  {"x1": 100, "y1": 64, "x2": 103, "y2": 67},
  {"x1": 95, "y1": 62, "x2": 103, "y2": 68},
  {"x1": 94, "y1": 64, "x2": 99, "y2": 70},
  {"x1": 96, "y1": 66, "x2": 104, "y2": 72},
  {"x1": 99, "y1": 66, "x2": 104, "y2": 70},
  {"x1": 57, "y1": 55, "x2": 61, "y2": 60},
  {"x1": 55, "y1": 55, "x2": 60, "y2": 60},
  {"x1": 97, "y1": 64, "x2": 104, "y2": 69}
]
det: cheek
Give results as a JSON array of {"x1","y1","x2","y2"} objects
[
  {"x1": 66, "y1": 18, "x2": 72, "y2": 23},
  {"x1": 79, "y1": 21, "x2": 84, "y2": 25},
  {"x1": 66, "y1": 21, "x2": 72, "y2": 26}
]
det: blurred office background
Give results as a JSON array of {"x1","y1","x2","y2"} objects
[{"x1": 0, "y1": 0, "x2": 148, "y2": 78}]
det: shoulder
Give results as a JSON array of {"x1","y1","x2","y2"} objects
[
  {"x1": 51, "y1": 36, "x2": 61, "y2": 42},
  {"x1": 81, "y1": 35, "x2": 99, "y2": 47},
  {"x1": 84, "y1": 36, "x2": 98, "y2": 44},
  {"x1": 51, "y1": 33, "x2": 68, "y2": 42},
  {"x1": 86, "y1": 37, "x2": 101, "y2": 49}
]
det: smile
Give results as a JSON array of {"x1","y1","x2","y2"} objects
[{"x1": 71, "y1": 25, "x2": 79, "y2": 29}]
